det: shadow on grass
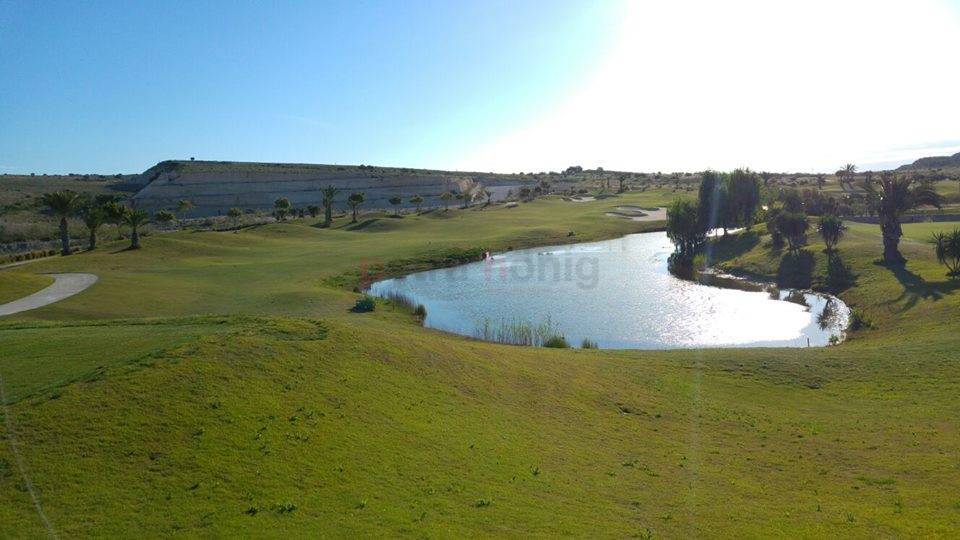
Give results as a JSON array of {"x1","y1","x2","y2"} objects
[
  {"x1": 878, "y1": 261, "x2": 960, "y2": 312},
  {"x1": 345, "y1": 218, "x2": 382, "y2": 231},
  {"x1": 777, "y1": 249, "x2": 815, "y2": 288},
  {"x1": 705, "y1": 230, "x2": 760, "y2": 264},
  {"x1": 825, "y1": 251, "x2": 857, "y2": 293}
]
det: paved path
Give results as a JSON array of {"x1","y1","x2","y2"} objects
[{"x1": 0, "y1": 273, "x2": 97, "y2": 317}]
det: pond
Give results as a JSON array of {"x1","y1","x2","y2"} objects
[{"x1": 368, "y1": 232, "x2": 849, "y2": 349}]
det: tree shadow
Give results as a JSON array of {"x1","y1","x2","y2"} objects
[
  {"x1": 705, "y1": 230, "x2": 760, "y2": 264},
  {"x1": 777, "y1": 249, "x2": 815, "y2": 288},
  {"x1": 825, "y1": 251, "x2": 857, "y2": 293},
  {"x1": 344, "y1": 218, "x2": 381, "y2": 231},
  {"x1": 878, "y1": 261, "x2": 960, "y2": 312}
]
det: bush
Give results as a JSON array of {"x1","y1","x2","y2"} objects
[
  {"x1": 414, "y1": 304, "x2": 427, "y2": 319},
  {"x1": 848, "y1": 308, "x2": 873, "y2": 331},
  {"x1": 580, "y1": 338, "x2": 598, "y2": 349},
  {"x1": 352, "y1": 296, "x2": 375, "y2": 313},
  {"x1": 543, "y1": 335, "x2": 570, "y2": 348}
]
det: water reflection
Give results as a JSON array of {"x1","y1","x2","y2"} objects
[{"x1": 369, "y1": 232, "x2": 850, "y2": 349}]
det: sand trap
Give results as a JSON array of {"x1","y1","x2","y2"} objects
[
  {"x1": 566, "y1": 196, "x2": 596, "y2": 202},
  {"x1": 605, "y1": 207, "x2": 667, "y2": 221}
]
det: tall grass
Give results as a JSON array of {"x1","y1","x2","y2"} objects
[
  {"x1": 474, "y1": 316, "x2": 563, "y2": 347},
  {"x1": 382, "y1": 290, "x2": 418, "y2": 310}
]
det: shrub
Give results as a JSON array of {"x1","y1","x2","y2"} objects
[
  {"x1": 414, "y1": 304, "x2": 427, "y2": 319},
  {"x1": 848, "y1": 308, "x2": 873, "y2": 331},
  {"x1": 580, "y1": 338, "x2": 598, "y2": 349},
  {"x1": 352, "y1": 296, "x2": 375, "y2": 313},
  {"x1": 543, "y1": 335, "x2": 570, "y2": 348}
]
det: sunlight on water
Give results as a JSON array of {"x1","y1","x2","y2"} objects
[{"x1": 369, "y1": 232, "x2": 849, "y2": 349}]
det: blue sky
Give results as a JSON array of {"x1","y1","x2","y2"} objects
[
  {"x1": 0, "y1": 0, "x2": 619, "y2": 173},
  {"x1": 2, "y1": 0, "x2": 959, "y2": 175}
]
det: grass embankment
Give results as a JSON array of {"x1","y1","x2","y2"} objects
[
  {"x1": 0, "y1": 271, "x2": 53, "y2": 304},
  {"x1": 1, "y1": 193, "x2": 959, "y2": 537}
]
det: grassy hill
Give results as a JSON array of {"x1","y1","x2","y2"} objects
[{"x1": 1, "y1": 191, "x2": 959, "y2": 536}]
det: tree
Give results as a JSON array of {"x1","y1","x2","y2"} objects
[
  {"x1": 176, "y1": 199, "x2": 194, "y2": 226},
  {"x1": 389, "y1": 196, "x2": 402, "y2": 216},
  {"x1": 307, "y1": 205, "x2": 320, "y2": 218},
  {"x1": 519, "y1": 187, "x2": 532, "y2": 201},
  {"x1": 347, "y1": 192, "x2": 365, "y2": 223},
  {"x1": 460, "y1": 191, "x2": 472, "y2": 209},
  {"x1": 227, "y1": 207, "x2": 243, "y2": 227},
  {"x1": 817, "y1": 214, "x2": 845, "y2": 251},
  {"x1": 727, "y1": 168, "x2": 761, "y2": 229},
  {"x1": 409, "y1": 195, "x2": 424, "y2": 214},
  {"x1": 760, "y1": 171, "x2": 773, "y2": 187},
  {"x1": 80, "y1": 204, "x2": 105, "y2": 250},
  {"x1": 321, "y1": 185, "x2": 339, "y2": 227},
  {"x1": 931, "y1": 229, "x2": 960, "y2": 278},
  {"x1": 815, "y1": 174, "x2": 826, "y2": 190},
  {"x1": 123, "y1": 209, "x2": 149, "y2": 249},
  {"x1": 666, "y1": 199, "x2": 707, "y2": 259},
  {"x1": 273, "y1": 197, "x2": 291, "y2": 221},
  {"x1": 39, "y1": 190, "x2": 82, "y2": 255},
  {"x1": 439, "y1": 191, "x2": 452, "y2": 211},
  {"x1": 777, "y1": 212, "x2": 809, "y2": 252},
  {"x1": 102, "y1": 201, "x2": 129, "y2": 239},
  {"x1": 617, "y1": 175, "x2": 627, "y2": 193},
  {"x1": 765, "y1": 207, "x2": 785, "y2": 249},
  {"x1": 154, "y1": 209, "x2": 175, "y2": 228},
  {"x1": 865, "y1": 174, "x2": 942, "y2": 263},
  {"x1": 839, "y1": 163, "x2": 857, "y2": 191},
  {"x1": 697, "y1": 171, "x2": 722, "y2": 230}
]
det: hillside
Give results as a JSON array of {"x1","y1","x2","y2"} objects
[
  {"x1": 896, "y1": 151, "x2": 960, "y2": 171},
  {"x1": 1, "y1": 193, "x2": 959, "y2": 536},
  {"x1": 130, "y1": 160, "x2": 570, "y2": 217}
]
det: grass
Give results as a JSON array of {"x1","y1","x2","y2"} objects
[
  {"x1": 0, "y1": 270, "x2": 52, "y2": 304},
  {"x1": 1, "y1": 194, "x2": 959, "y2": 537}
]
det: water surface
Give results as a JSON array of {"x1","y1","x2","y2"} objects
[{"x1": 369, "y1": 232, "x2": 848, "y2": 349}]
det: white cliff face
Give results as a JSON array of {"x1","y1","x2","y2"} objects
[{"x1": 130, "y1": 161, "x2": 554, "y2": 217}]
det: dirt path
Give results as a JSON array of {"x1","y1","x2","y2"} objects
[{"x1": 0, "y1": 273, "x2": 97, "y2": 317}]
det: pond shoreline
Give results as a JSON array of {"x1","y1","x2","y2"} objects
[{"x1": 368, "y1": 231, "x2": 851, "y2": 350}]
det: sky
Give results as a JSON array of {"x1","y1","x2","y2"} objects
[{"x1": 1, "y1": 0, "x2": 959, "y2": 175}]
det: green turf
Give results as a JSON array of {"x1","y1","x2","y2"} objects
[
  {"x1": 1, "y1": 195, "x2": 959, "y2": 537},
  {"x1": 0, "y1": 271, "x2": 52, "y2": 304}
]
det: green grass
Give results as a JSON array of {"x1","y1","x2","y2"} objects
[
  {"x1": 0, "y1": 271, "x2": 52, "y2": 304},
  {"x1": 1, "y1": 196, "x2": 959, "y2": 537}
]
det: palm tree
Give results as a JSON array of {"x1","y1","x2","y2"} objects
[
  {"x1": 439, "y1": 191, "x2": 452, "y2": 211},
  {"x1": 102, "y1": 201, "x2": 128, "y2": 239},
  {"x1": 840, "y1": 163, "x2": 857, "y2": 191},
  {"x1": 347, "y1": 192, "x2": 365, "y2": 223},
  {"x1": 321, "y1": 185, "x2": 339, "y2": 227},
  {"x1": 176, "y1": 199, "x2": 194, "y2": 227},
  {"x1": 865, "y1": 174, "x2": 942, "y2": 263},
  {"x1": 817, "y1": 214, "x2": 845, "y2": 252},
  {"x1": 409, "y1": 195, "x2": 424, "y2": 214},
  {"x1": 39, "y1": 190, "x2": 82, "y2": 255},
  {"x1": 154, "y1": 209, "x2": 175, "y2": 229},
  {"x1": 931, "y1": 229, "x2": 960, "y2": 277},
  {"x1": 123, "y1": 209, "x2": 149, "y2": 249},
  {"x1": 80, "y1": 204, "x2": 105, "y2": 250}
]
